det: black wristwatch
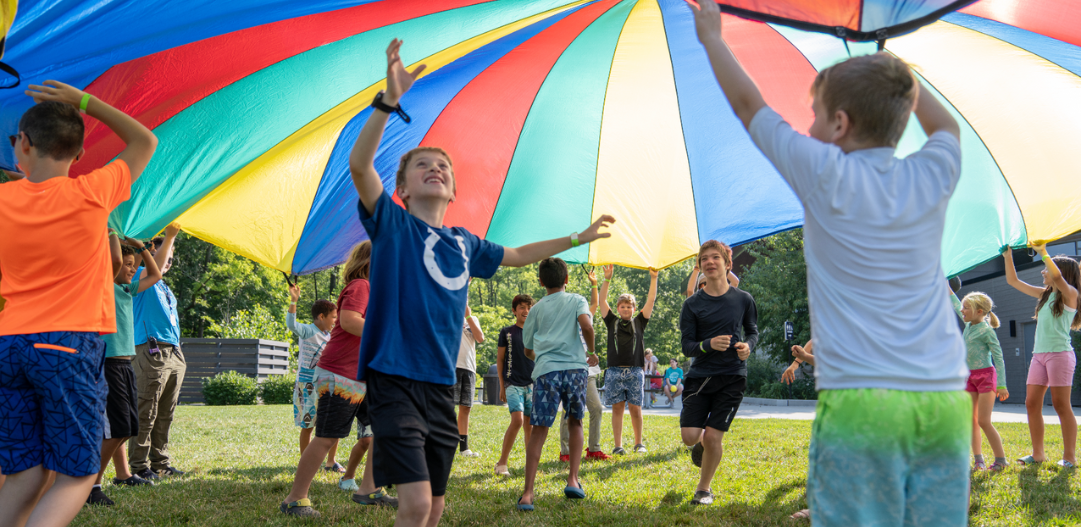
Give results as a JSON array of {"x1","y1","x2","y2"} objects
[{"x1": 371, "y1": 91, "x2": 412, "y2": 123}]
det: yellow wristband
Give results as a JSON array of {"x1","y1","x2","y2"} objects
[{"x1": 79, "y1": 93, "x2": 91, "y2": 114}]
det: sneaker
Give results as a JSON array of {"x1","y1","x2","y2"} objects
[
  {"x1": 158, "y1": 466, "x2": 186, "y2": 477},
  {"x1": 460, "y1": 449, "x2": 480, "y2": 458},
  {"x1": 634, "y1": 444, "x2": 647, "y2": 453},
  {"x1": 974, "y1": 460, "x2": 987, "y2": 471},
  {"x1": 86, "y1": 487, "x2": 114, "y2": 507},
  {"x1": 988, "y1": 461, "x2": 1008, "y2": 472},
  {"x1": 612, "y1": 446, "x2": 626, "y2": 456},
  {"x1": 352, "y1": 488, "x2": 399, "y2": 508},
  {"x1": 324, "y1": 462, "x2": 346, "y2": 473},
  {"x1": 338, "y1": 477, "x2": 359, "y2": 492},
  {"x1": 495, "y1": 464, "x2": 511, "y2": 476},
  {"x1": 691, "y1": 442, "x2": 704, "y2": 468},
  {"x1": 134, "y1": 468, "x2": 160, "y2": 481},
  {"x1": 690, "y1": 489, "x2": 714, "y2": 506},
  {"x1": 113, "y1": 475, "x2": 153, "y2": 486},
  {"x1": 586, "y1": 449, "x2": 612, "y2": 461},
  {"x1": 559, "y1": 454, "x2": 570, "y2": 463}
]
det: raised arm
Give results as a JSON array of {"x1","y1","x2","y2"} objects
[
  {"x1": 686, "y1": 266, "x2": 698, "y2": 297},
  {"x1": 501, "y1": 215, "x2": 615, "y2": 267},
  {"x1": 587, "y1": 269, "x2": 599, "y2": 314},
  {"x1": 349, "y1": 39, "x2": 426, "y2": 215},
  {"x1": 1034, "y1": 244, "x2": 1079, "y2": 308},
  {"x1": 687, "y1": 0, "x2": 766, "y2": 129},
  {"x1": 109, "y1": 231, "x2": 123, "y2": 278},
  {"x1": 26, "y1": 80, "x2": 158, "y2": 180},
  {"x1": 126, "y1": 238, "x2": 160, "y2": 293},
  {"x1": 154, "y1": 223, "x2": 180, "y2": 274},
  {"x1": 1002, "y1": 248, "x2": 1045, "y2": 298},
  {"x1": 913, "y1": 82, "x2": 960, "y2": 140},
  {"x1": 465, "y1": 307, "x2": 484, "y2": 344},
  {"x1": 641, "y1": 269, "x2": 659, "y2": 319},
  {"x1": 598, "y1": 264, "x2": 613, "y2": 318}
]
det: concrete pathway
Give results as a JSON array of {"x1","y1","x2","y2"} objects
[{"x1": 638, "y1": 401, "x2": 1075, "y2": 425}]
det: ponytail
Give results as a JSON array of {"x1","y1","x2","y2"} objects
[{"x1": 987, "y1": 311, "x2": 1000, "y2": 329}]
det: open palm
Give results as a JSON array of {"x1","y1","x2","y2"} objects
[{"x1": 385, "y1": 39, "x2": 426, "y2": 103}]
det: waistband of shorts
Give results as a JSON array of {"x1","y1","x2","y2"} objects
[{"x1": 105, "y1": 356, "x2": 134, "y2": 363}]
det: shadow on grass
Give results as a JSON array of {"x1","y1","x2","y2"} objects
[
  {"x1": 1016, "y1": 464, "x2": 1081, "y2": 525},
  {"x1": 204, "y1": 465, "x2": 297, "y2": 481}
]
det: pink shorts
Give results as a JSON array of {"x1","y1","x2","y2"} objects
[
  {"x1": 1026, "y1": 351, "x2": 1076, "y2": 387},
  {"x1": 965, "y1": 367, "x2": 998, "y2": 393}
]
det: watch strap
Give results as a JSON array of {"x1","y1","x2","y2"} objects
[{"x1": 372, "y1": 92, "x2": 412, "y2": 123}]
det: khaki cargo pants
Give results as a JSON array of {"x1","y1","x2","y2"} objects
[{"x1": 128, "y1": 342, "x2": 186, "y2": 473}]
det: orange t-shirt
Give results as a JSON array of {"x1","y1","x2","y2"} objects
[{"x1": 0, "y1": 160, "x2": 131, "y2": 335}]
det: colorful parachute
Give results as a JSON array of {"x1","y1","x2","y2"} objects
[{"x1": 0, "y1": 0, "x2": 1078, "y2": 276}]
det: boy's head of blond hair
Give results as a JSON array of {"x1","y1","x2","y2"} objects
[
  {"x1": 395, "y1": 146, "x2": 456, "y2": 211},
  {"x1": 809, "y1": 52, "x2": 918, "y2": 149}
]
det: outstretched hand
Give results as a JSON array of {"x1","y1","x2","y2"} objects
[
  {"x1": 165, "y1": 222, "x2": 181, "y2": 238},
  {"x1": 602, "y1": 264, "x2": 614, "y2": 280},
  {"x1": 384, "y1": 39, "x2": 426, "y2": 105},
  {"x1": 26, "y1": 80, "x2": 87, "y2": 107},
  {"x1": 122, "y1": 236, "x2": 144, "y2": 248},
  {"x1": 587, "y1": 270, "x2": 598, "y2": 286},
  {"x1": 649, "y1": 268, "x2": 659, "y2": 279},
  {"x1": 781, "y1": 364, "x2": 797, "y2": 385},
  {"x1": 288, "y1": 284, "x2": 301, "y2": 303},
  {"x1": 686, "y1": 0, "x2": 722, "y2": 44},
  {"x1": 579, "y1": 214, "x2": 616, "y2": 244}
]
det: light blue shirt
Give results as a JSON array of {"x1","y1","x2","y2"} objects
[
  {"x1": 522, "y1": 291, "x2": 590, "y2": 380},
  {"x1": 133, "y1": 268, "x2": 180, "y2": 347}
]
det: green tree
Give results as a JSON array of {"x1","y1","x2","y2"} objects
[{"x1": 738, "y1": 229, "x2": 810, "y2": 365}]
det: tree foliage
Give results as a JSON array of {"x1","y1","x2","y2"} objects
[{"x1": 739, "y1": 229, "x2": 811, "y2": 367}]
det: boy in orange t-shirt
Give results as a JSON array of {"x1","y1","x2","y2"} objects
[{"x1": 0, "y1": 80, "x2": 157, "y2": 527}]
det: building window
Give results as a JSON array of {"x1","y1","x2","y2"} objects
[{"x1": 1047, "y1": 241, "x2": 1080, "y2": 257}]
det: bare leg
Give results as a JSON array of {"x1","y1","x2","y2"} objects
[
  {"x1": 566, "y1": 418, "x2": 583, "y2": 489},
  {"x1": 96, "y1": 438, "x2": 126, "y2": 485},
  {"x1": 629, "y1": 404, "x2": 643, "y2": 446},
  {"x1": 326, "y1": 438, "x2": 340, "y2": 467},
  {"x1": 284, "y1": 436, "x2": 337, "y2": 503},
  {"x1": 395, "y1": 480, "x2": 434, "y2": 527},
  {"x1": 498, "y1": 412, "x2": 524, "y2": 466},
  {"x1": 976, "y1": 392, "x2": 1006, "y2": 459},
  {"x1": 457, "y1": 405, "x2": 471, "y2": 436},
  {"x1": 25, "y1": 473, "x2": 97, "y2": 527},
  {"x1": 520, "y1": 425, "x2": 551, "y2": 506},
  {"x1": 299, "y1": 427, "x2": 313, "y2": 455},
  {"x1": 355, "y1": 441, "x2": 381, "y2": 495},
  {"x1": 611, "y1": 402, "x2": 625, "y2": 448},
  {"x1": 695, "y1": 427, "x2": 726, "y2": 492},
  {"x1": 1026, "y1": 384, "x2": 1048, "y2": 462},
  {"x1": 0, "y1": 466, "x2": 51, "y2": 527},
  {"x1": 343, "y1": 437, "x2": 370, "y2": 481},
  {"x1": 680, "y1": 427, "x2": 704, "y2": 447},
  {"x1": 969, "y1": 392, "x2": 982, "y2": 457},
  {"x1": 1050, "y1": 386, "x2": 1077, "y2": 464}
]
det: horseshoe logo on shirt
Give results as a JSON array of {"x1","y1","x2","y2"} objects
[{"x1": 423, "y1": 228, "x2": 470, "y2": 291}]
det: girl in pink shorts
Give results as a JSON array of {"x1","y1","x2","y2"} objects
[
  {"x1": 949, "y1": 288, "x2": 1009, "y2": 470},
  {"x1": 1004, "y1": 245, "x2": 1081, "y2": 468}
]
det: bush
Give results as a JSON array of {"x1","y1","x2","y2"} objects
[
  {"x1": 745, "y1": 353, "x2": 785, "y2": 397},
  {"x1": 202, "y1": 370, "x2": 259, "y2": 405},
  {"x1": 260, "y1": 374, "x2": 294, "y2": 405}
]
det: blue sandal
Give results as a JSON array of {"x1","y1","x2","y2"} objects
[
  {"x1": 516, "y1": 497, "x2": 534, "y2": 512},
  {"x1": 1017, "y1": 455, "x2": 1042, "y2": 466},
  {"x1": 1057, "y1": 460, "x2": 1075, "y2": 469},
  {"x1": 564, "y1": 483, "x2": 585, "y2": 499}
]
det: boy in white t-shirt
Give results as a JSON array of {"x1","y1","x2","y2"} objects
[
  {"x1": 454, "y1": 304, "x2": 484, "y2": 457},
  {"x1": 689, "y1": 2, "x2": 968, "y2": 524}
]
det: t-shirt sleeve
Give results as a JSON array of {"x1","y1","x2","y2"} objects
[
  {"x1": 636, "y1": 312, "x2": 649, "y2": 330},
  {"x1": 340, "y1": 280, "x2": 370, "y2": 317},
  {"x1": 357, "y1": 191, "x2": 406, "y2": 241},
  {"x1": 498, "y1": 328, "x2": 509, "y2": 349},
  {"x1": 462, "y1": 231, "x2": 504, "y2": 280},
  {"x1": 79, "y1": 160, "x2": 131, "y2": 210},
  {"x1": 603, "y1": 311, "x2": 616, "y2": 329},
  {"x1": 748, "y1": 107, "x2": 840, "y2": 201},
  {"x1": 905, "y1": 130, "x2": 962, "y2": 195},
  {"x1": 576, "y1": 295, "x2": 590, "y2": 318},
  {"x1": 522, "y1": 310, "x2": 536, "y2": 350}
]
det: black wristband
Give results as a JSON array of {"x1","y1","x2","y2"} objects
[{"x1": 372, "y1": 91, "x2": 412, "y2": 123}]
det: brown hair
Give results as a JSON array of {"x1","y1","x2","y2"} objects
[
  {"x1": 697, "y1": 240, "x2": 732, "y2": 270},
  {"x1": 512, "y1": 294, "x2": 533, "y2": 311},
  {"x1": 961, "y1": 292, "x2": 1000, "y2": 329},
  {"x1": 395, "y1": 147, "x2": 455, "y2": 207},
  {"x1": 1034, "y1": 256, "x2": 1081, "y2": 330},
  {"x1": 616, "y1": 293, "x2": 636, "y2": 309},
  {"x1": 810, "y1": 52, "x2": 918, "y2": 147},
  {"x1": 343, "y1": 241, "x2": 372, "y2": 282}
]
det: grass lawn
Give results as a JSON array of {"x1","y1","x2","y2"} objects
[{"x1": 73, "y1": 404, "x2": 1081, "y2": 526}]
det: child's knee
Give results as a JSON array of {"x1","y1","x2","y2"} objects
[
  {"x1": 680, "y1": 429, "x2": 701, "y2": 446},
  {"x1": 703, "y1": 427, "x2": 725, "y2": 447},
  {"x1": 510, "y1": 412, "x2": 524, "y2": 427}
]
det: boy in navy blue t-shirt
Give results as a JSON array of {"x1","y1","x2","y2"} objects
[{"x1": 333, "y1": 40, "x2": 615, "y2": 526}]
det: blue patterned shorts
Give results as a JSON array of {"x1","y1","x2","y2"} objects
[
  {"x1": 0, "y1": 332, "x2": 107, "y2": 477},
  {"x1": 531, "y1": 369, "x2": 587, "y2": 428},
  {"x1": 603, "y1": 366, "x2": 644, "y2": 406},
  {"x1": 506, "y1": 384, "x2": 532, "y2": 416}
]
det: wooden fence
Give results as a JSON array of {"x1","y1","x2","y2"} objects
[{"x1": 179, "y1": 338, "x2": 289, "y2": 404}]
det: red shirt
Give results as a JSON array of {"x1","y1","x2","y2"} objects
[{"x1": 317, "y1": 278, "x2": 369, "y2": 379}]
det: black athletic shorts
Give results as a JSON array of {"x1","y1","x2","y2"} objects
[
  {"x1": 679, "y1": 374, "x2": 747, "y2": 432},
  {"x1": 451, "y1": 368, "x2": 475, "y2": 407},
  {"x1": 367, "y1": 369, "x2": 458, "y2": 496},
  {"x1": 103, "y1": 357, "x2": 139, "y2": 439},
  {"x1": 314, "y1": 371, "x2": 365, "y2": 439}
]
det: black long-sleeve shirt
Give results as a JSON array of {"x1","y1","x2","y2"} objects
[{"x1": 680, "y1": 286, "x2": 759, "y2": 378}]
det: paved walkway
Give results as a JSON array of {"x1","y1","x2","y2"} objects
[{"x1": 638, "y1": 401, "x2": 1075, "y2": 425}]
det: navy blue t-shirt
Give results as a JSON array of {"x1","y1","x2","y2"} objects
[{"x1": 356, "y1": 193, "x2": 504, "y2": 385}]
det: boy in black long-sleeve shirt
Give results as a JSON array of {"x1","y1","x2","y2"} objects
[{"x1": 678, "y1": 240, "x2": 758, "y2": 506}]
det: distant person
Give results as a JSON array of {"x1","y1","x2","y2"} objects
[
  {"x1": 454, "y1": 302, "x2": 485, "y2": 458},
  {"x1": 495, "y1": 295, "x2": 534, "y2": 476},
  {"x1": 663, "y1": 359, "x2": 684, "y2": 405},
  {"x1": 285, "y1": 283, "x2": 340, "y2": 469}
]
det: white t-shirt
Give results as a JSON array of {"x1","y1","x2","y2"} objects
[
  {"x1": 749, "y1": 107, "x2": 967, "y2": 391},
  {"x1": 456, "y1": 316, "x2": 480, "y2": 373}
]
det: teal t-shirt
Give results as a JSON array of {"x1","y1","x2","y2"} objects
[
  {"x1": 1034, "y1": 292, "x2": 1076, "y2": 354},
  {"x1": 102, "y1": 276, "x2": 140, "y2": 358},
  {"x1": 951, "y1": 294, "x2": 1006, "y2": 387},
  {"x1": 665, "y1": 367, "x2": 684, "y2": 385},
  {"x1": 522, "y1": 291, "x2": 590, "y2": 380}
]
